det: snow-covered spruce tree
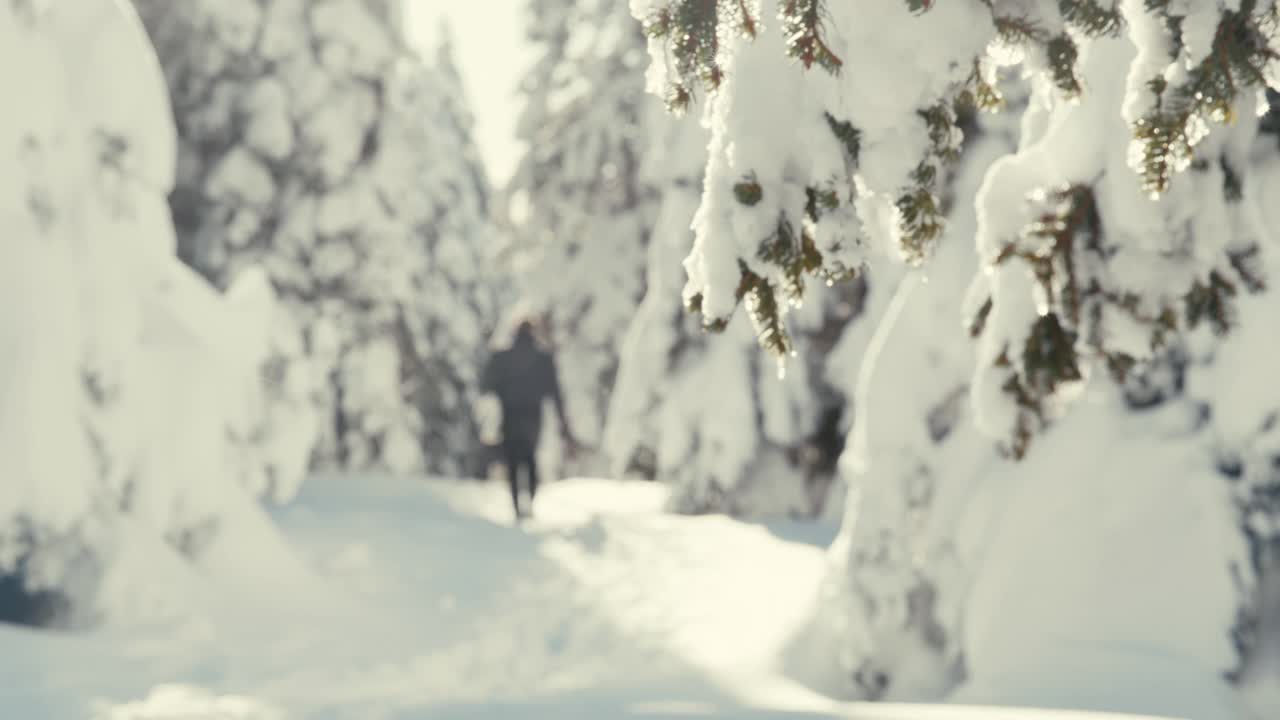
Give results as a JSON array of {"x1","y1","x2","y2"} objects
[
  {"x1": 791, "y1": 93, "x2": 1024, "y2": 701},
  {"x1": 635, "y1": 0, "x2": 1280, "y2": 715},
  {"x1": 0, "y1": 0, "x2": 311, "y2": 626},
  {"x1": 135, "y1": 0, "x2": 497, "y2": 477},
  {"x1": 605, "y1": 105, "x2": 863, "y2": 516},
  {"x1": 509, "y1": 0, "x2": 658, "y2": 475},
  {"x1": 387, "y1": 28, "x2": 499, "y2": 477}
]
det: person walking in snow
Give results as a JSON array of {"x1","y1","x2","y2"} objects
[{"x1": 482, "y1": 320, "x2": 577, "y2": 520}]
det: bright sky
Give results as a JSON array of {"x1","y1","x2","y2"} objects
[{"x1": 405, "y1": 0, "x2": 532, "y2": 186}]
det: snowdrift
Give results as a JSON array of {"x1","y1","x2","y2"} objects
[{"x1": 0, "y1": 0, "x2": 315, "y2": 626}]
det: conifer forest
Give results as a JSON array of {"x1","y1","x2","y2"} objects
[{"x1": 2, "y1": 1, "x2": 1279, "y2": 718}]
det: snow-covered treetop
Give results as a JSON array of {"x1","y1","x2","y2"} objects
[
  {"x1": 507, "y1": 0, "x2": 657, "y2": 457},
  {"x1": 635, "y1": 0, "x2": 1280, "y2": 456}
]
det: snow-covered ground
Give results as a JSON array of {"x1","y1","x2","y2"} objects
[
  {"x1": 0, "y1": 475, "x2": 832, "y2": 718},
  {"x1": 0, "y1": 476, "x2": 1189, "y2": 720}
]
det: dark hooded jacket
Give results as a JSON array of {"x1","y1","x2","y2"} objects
[{"x1": 482, "y1": 324, "x2": 567, "y2": 456}]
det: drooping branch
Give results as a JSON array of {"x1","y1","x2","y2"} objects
[{"x1": 781, "y1": 0, "x2": 843, "y2": 73}]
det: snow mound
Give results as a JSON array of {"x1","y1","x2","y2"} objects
[
  {"x1": 92, "y1": 685, "x2": 283, "y2": 720},
  {"x1": 846, "y1": 706, "x2": 1187, "y2": 720},
  {"x1": 0, "y1": 0, "x2": 315, "y2": 627}
]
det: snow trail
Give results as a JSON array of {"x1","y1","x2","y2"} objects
[
  {"x1": 3, "y1": 476, "x2": 838, "y2": 718},
  {"x1": 3, "y1": 475, "x2": 1208, "y2": 719}
]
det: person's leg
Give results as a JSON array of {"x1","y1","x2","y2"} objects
[
  {"x1": 524, "y1": 420, "x2": 541, "y2": 516},
  {"x1": 527, "y1": 453, "x2": 540, "y2": 501},
  {"x1": 503, "y1": 444, "x2": 521, "y2": 518},
  {"x1": 517, "y1": 454, "x2": 539, "y2": 520}
]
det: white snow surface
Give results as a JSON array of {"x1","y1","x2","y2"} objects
[
  {"x1": 951, "y1": 383, "x2": 1249, "y2": 720},
  {"x1": 0, "y1": 474, "x2": 1212, "y2": 720}
]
